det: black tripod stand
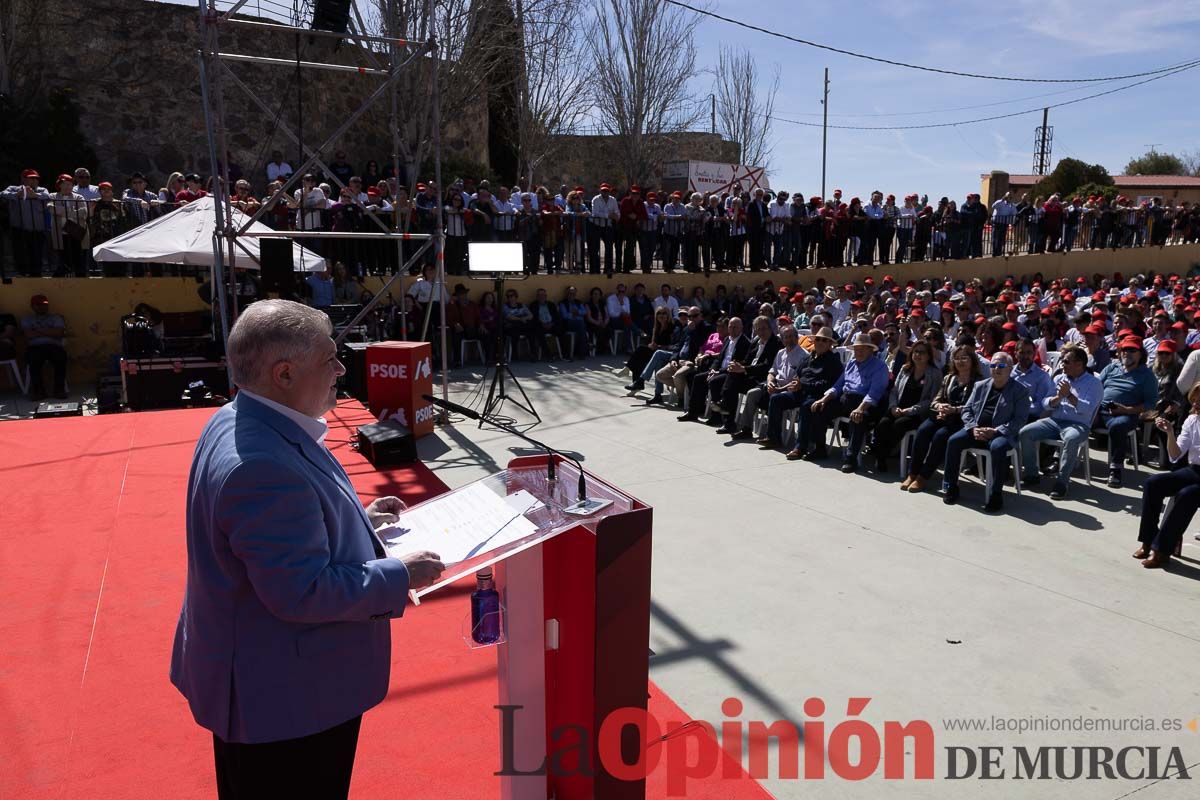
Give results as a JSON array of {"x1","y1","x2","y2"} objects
[{"x1": 479, "y1": 275, "x2": 539, "y2": 426}]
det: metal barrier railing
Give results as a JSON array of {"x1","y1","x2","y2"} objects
[{"x1": 3, "y1": 195, "x2": 1198, "y2": 277}]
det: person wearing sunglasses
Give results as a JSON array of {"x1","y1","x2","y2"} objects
[
  {"x1": 1097, "y1": 337, "x2": 1158, "y2": 487},
  {"x1": 940, "y1": 351, "x2": 1031, "y2": 512}
]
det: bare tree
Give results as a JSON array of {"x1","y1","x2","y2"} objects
[
  {"x1": 375, "y1": 0, "x2": 502, "y2": 189},
  {"x1": 1182, "y1": 150, "x2": 1200, "y2": 177},
  {"x1": 712, "y1": 44, "x2": 778, "y2": 170},
  {"x1": 513, "y1": 0, "x2": 589, "y2": 185},
  {"x1": 586, "y1": 0, "x2": 704, "y2": 185}
]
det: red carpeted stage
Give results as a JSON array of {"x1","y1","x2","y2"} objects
[{"x1": 0, "y1": 400, "x2": 772, "y2": 799}]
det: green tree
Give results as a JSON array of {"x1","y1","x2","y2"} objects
[
  {"x1": 1072, "y1": 182, "x2": 1118, "y2": 202},
  {"x1": 1029, "y1": 158, "x2": 1113, "y2": 200},
  {"x1": 1124, "y1": 151, "x2": 1187, "y2": 176}
]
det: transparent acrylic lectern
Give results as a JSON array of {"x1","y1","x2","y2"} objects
[{"x1": 383, "y1": 455, "x2": 653, "y2": 800}]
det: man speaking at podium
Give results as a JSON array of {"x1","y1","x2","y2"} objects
[{"x1": 170, "y1": 299, "x2": 444, "y2": 799}]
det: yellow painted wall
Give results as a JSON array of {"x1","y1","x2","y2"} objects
[{"x1": 4, "y1": 244, "x2": 1199, "y2": 380}]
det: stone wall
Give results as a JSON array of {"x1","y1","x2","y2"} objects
[
  {"x1": 534, "y1": 132, "x2": 740, "y2": 192},
  {"x1": 17, "y1": 0, "x2": 488, "y2": 191}
]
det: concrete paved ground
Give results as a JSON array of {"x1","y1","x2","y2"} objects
[{"x1": 418, "y1": 356, "x2": 1200, "y2": 800}]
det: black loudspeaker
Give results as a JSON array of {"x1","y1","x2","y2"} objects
[
  {"x1": 357, "y1": 418, "x2": 418, "y2": 467},
  {"x1": 259, "y1": 237, "x2": 296, "y2": 294},
  {"x1": 311, "y1": 0, "x2": 352, "y2": 33},
  {"x1": 339, "y1": 342, "x2": 370, "y2": 401}
]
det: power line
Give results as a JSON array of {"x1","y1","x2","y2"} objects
[
  {"x1": 665, "y1": 0, "x2": 1200, "y2": 84},
  {"x1": 766, "y1": 61, "x2": 1200, "y2": 131},
  {"x1": 772, "y1": 77, "x2": 1131, "y2": 118}
]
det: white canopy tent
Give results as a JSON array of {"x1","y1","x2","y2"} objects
[{"x1": 92, "y1": 196, "x2": 325, "y2": 271}]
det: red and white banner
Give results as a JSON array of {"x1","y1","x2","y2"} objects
[{"x1": 664, "y1": 161, "x2": 770, "y2": 196}]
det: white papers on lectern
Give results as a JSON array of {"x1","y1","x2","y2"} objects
[{"x1": 378, "y1": 481, "x2": 539, "y2": 565}]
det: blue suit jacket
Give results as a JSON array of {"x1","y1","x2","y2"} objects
[
  {"x1": 170, "y1": 394, "x2": 410, "y2": 744},
  {"x1": 960, "y1": 377, "x2": 1031, "y2": 438}
]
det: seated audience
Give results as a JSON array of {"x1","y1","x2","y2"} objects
[
  {"x1": 1017, "y1": 345, "x2": 1103, "y2": 499},
  {"x1": 585, "y1": 287, "x2": 610, "y2": 351},
  {"x1": 677, "y1": 316, "x2": 751, "y2": 427},
  {"x1": 625, "y1": 306, "x2": 676, "y2": 392},
  {"x1": 809, "y1": 332, "x2": 890, "y2": 473},
  {"x1": 902, "y1": 343, "x2": 984, "y2": 493},
  {"x1": 715, "y1": 316, "x2": 782, "y2": 434},
  {"x1": 733, "y1": 324, "x2": 807, "y2": 440},
  {"x1": 445, "y1": 283, "x2": 481, "y2": 366},
  {"x1": 22, "y1": 294, "x2": 69, "y2": 399},
  {"x1": 501, "y1": 288, "x2": 536, "y2": 358},
  {"x1": 1136, "y1": 385, "x2": 1200, "y2": 569},
  {"x1": 648, "y1": 307, "x2": 711, "y2": 406},
  {"x1": 1098, "y1": 338, "x2": 1157, "y2": 487},
  {"x1": 528, "y1": 287, "x2": 563, "y2": 359},
  {"x1": 558, "y1": 286, "x2": 589, "y2": 358},
  {"x1": 941, "y1": 352, "x2": 1030, "y2": 512},
  {"x1": 872, "y1": 340, "x2": 942, "y2": 471}
]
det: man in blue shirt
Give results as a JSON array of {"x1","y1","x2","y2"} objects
[
  {"x1": 810, "y1": 332, "x2": 890, "y2": 473},
  {"x1": 941, "y1": 352, "x2": 1031, "y2": 512},
  {"x1": 1098, "y1": 337, "x2": 1159, "y2": 487},
  {"x1": 1011, "y1": 339, "x2": 1054, "y2": 421},
  {"x1": 1018, "y1": 345, "x2": 1104, "y2": 499},
  {"x1": 305, "y1": 267, "x2": 335, "y2": 310}
]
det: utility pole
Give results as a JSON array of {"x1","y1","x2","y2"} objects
[
  {"x1": 820, "y1": 67, "x2": 829, "y2": 199},
  {"x1": 1032, "y1": 106, "x2": 1053, "y2": 176},
  {"x1": 711, "y1": 93, "x2": 716, "y2": 134}
]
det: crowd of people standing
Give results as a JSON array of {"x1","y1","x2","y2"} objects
[{"x1": 5, "y1": 158, "x2": 1200, "y2": 278}]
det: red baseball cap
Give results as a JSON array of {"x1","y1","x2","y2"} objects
[
  {"x1": 30, "y1": 294, "x2": 49, "y2": 306},
  {"x1": 1157, "y1": 339, "x2": 1179, "y2": 354},
  {"x1": 1084, "y1": 323, "x2": 1107, "y2": 336},
  {"x1": 1118, "y1": 337, "x2": 1143, "y2": 350},
  {"x1": 1092, "y1": 291, "x2": 1106, "y2": 301},
  {"x1": 21, "y1": 168, "x2": 39, "y2": 179},
  {"x1": 1002, "y1": 321, "x2": 1018, "y2": 332},
  {"x1": 1171, "y1": 321, "x2": 1188, "y2": 331},
  {"x1": 1005, "y1": 303, "x2": 1018, "y2": 312}
]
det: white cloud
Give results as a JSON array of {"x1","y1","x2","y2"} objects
[{"x1": 1014, "y1": 0, "x2": 1200, "y2": 53}]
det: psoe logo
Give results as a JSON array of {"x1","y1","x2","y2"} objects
[
  {"x1": 414, "y1": 403, "x2": 437, "y2": 424},
  {"x1": 369, "y1": 362, "x2": 408, "y2": 380},
  {"x1": 416, "y1": 357, "x2": 432, "y2": 380},
  {"x1": 377, "y1": 407, "x2": 409, "y2": 427}
]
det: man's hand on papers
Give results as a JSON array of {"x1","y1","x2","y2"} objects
[
  {"x1": 366, "y1": 496, "x2": 406, "y2": 529},
  {"x1": 401, "y1": 550, "x2": 446, "y2": 591}
]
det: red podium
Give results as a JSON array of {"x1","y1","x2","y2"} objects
[
  {"x1": 364, "y1": 341, "x2": 435, "y2": 435},
  {"x1": 384, "y1": 456, "x2": 652, "y2": 799}
]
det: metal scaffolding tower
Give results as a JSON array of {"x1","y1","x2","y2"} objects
[{"x1": 196, "y1": 0, "x2": 450, "y2": 410}]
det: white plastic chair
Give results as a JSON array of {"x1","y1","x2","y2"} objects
[
  {"x1": 829, "y1": 416, "x2": 853, "y2": 453},
  {"x1": 0, "y1": 359, "x2": 28, "y2": 394},
  {"x1": 460, "y1": 339, "x2": 485, "y2": 366},
  {"x1": 1040, "y1": 436, "x2": 1094, "y2": 484},
  {"x1": 957, "y1": 446, "x2": 1023, "y2": 504},
  {"x1": 610, "y1": 327, "x2": 638, "y2": 356}
]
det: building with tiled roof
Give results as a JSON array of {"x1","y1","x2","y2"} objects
[{"x1": 981, "y1": 171, "x2": 1200, "y2": 206}]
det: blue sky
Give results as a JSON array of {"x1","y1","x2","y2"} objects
[{"x1": 688, "y1": 0, "x2": 1200, "y2": 200}]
